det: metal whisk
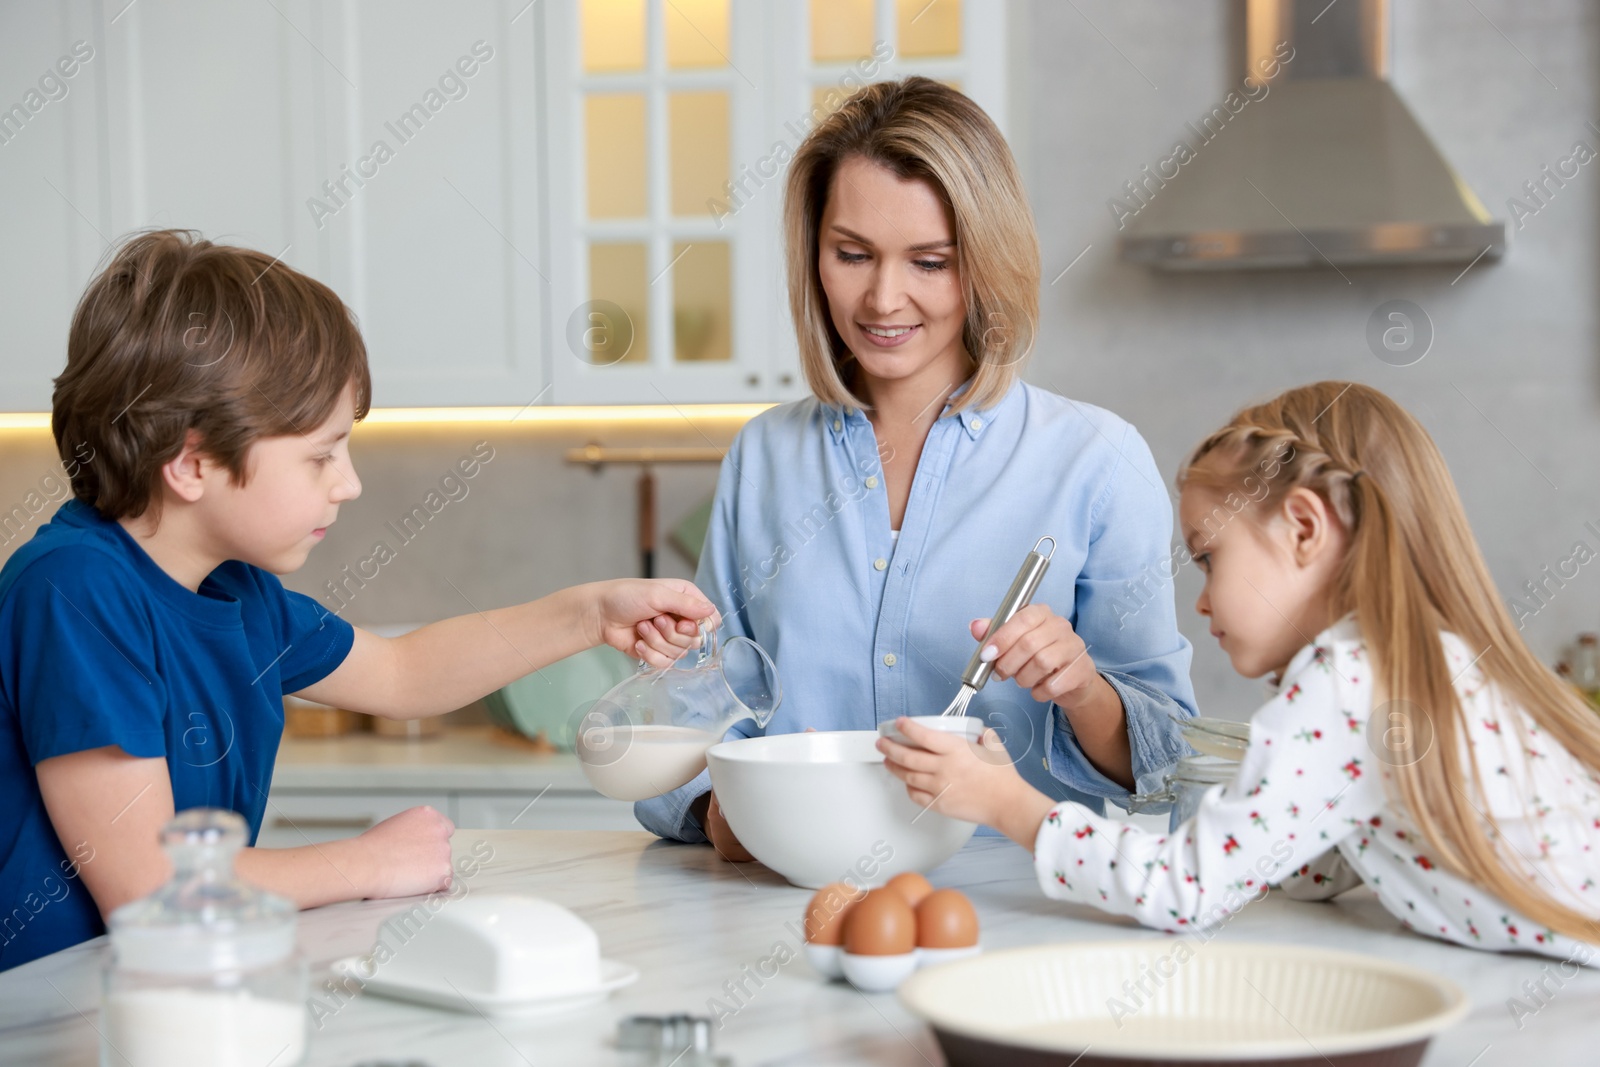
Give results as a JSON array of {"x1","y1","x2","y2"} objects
[{"x1": 939, "y1": 536, "x2": 1057, "y2": 717}]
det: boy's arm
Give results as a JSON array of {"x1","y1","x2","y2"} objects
[
  {"x1": 235, "y1": 806, "x2": 454, "y2": 907},
  {"x1": 35, "y1": 747, "x2": 174, "y2": 918},
  {"x1": 297, "y1": 579, "x2": 715, "y2": 720},
  {"x1": 36, "y1": 746, "x2": 454, "y2": 916}
]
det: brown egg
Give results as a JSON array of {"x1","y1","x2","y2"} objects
[
  {"x1": 916, "y1": 889, "x2": 980, "y2": 949},
  {"x1": 842, "y1": 888, "x2": 917, "y2": 956},
  {"x1": 884, "y1": 871, "x2": 933, "y2": 909},
  {"x1": 803, "y1": 882, "x2": 866, "y2": 945}
]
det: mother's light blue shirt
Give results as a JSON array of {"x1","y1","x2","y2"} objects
[{"x1": 636, "y1": 380, "x2": 1197, "y2": 842}]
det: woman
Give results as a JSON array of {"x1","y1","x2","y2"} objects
[{"x1": 637, "y1": 77, "x2": 1196, "y2": 851}]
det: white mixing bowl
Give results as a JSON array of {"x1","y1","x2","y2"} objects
[{"x1": 706, "y1": 731, "x2": 977, "y2": 889}]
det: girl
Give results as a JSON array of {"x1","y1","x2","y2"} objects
[
  {"x1": 637, "y1": 77, "x2": 1197, "y2": 854},
  {"x1": 881, "y1": 381, "x2": 1600, "y2": 957}
]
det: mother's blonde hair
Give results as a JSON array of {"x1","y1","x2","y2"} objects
[
  {"x1": 1181, "y1": 382, "x2": 1600, "y2": 944},
  {"x1": 782, "y1": 77, "x2": 1038, "y2": 414}
]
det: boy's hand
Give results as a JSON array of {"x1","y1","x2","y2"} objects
[
  {"x1": 972, "y1": 606, "x2": 1098, "y2": 708},
  {"x1": 590, "y1": 579, "x2": 720, "y2": 667},
  {"x1": 877, "y1": 717, "x2": 1056, "y2": 851},
  {"x1": 351, "y1": 806, "x2": 456, "y2": 899}
]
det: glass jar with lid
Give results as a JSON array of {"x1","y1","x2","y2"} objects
[
  {"x1": 1127, "y1": 754, "x2": 1242, "y2": 832},
  {"x1": 102, "y1": 809, "x2": 306, "y2": 1067}
]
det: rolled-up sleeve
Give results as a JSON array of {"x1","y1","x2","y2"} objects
[
  {"x1": 635, "y1": 767, "x2": 711, "y2": 843},
  {"x1": 1047, "y1": 422, "x2": 1197, "y2": 804}
]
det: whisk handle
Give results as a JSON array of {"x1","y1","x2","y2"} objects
[{"x1": 961, "y1": 536, "x2": 1055, "y2": 690}]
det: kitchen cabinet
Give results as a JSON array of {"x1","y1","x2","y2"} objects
[
  {"x1": 259, "y1": 791, "x2": 456, "y2": 849},
  {"x1": 260, "y1": 726, "x2": 642, "y2": 848},
  {"x1": 0, "y1": 0, "x2": 546, "y2": 412},
  {"x1": 305, "y1": 1, "x2": 547, "y2": 409},
  {"x1": 0, "y1": 2, "x2": 305, "y2": 412},
  {"x1": 453, "y1": 792, "x2": 642, "y2": 832},
  {"x1": 545, "y1": 0, "x2": 1011, "y2": 405},
  {"x1": 0, "y1": 0, "x2": 1007, "y2": 412},
  {"x1": 258, "y1": 790, "x2": 641, "y2": 847}
]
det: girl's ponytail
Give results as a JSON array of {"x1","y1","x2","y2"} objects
[{"x1": 1182, "y1": 382, "x2": 1600, "y2": 944}]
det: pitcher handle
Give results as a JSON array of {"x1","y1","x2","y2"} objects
[
  {"x1": 719, "y1": 634, "x2": 780, "y2": 729},
  {"x1": 695, "y1": 617, "x2": 719, "y2": 666}
]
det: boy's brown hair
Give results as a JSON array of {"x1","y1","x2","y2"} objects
[{"x1": 53, "y1": 229, "x2": 371, "y2": 520}]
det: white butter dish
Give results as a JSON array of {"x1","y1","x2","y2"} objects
[
  {"x1": 334, "y1": 894, "x2": 638, "y2": 1017},
  {"x1": 332, "y1": 954, "x2": 638, "y2": 1018}
]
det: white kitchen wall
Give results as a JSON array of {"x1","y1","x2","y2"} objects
[
  {"x1": 1, "y1": 0, "x2": 1593, "y2": 722},
  {"x1": 1020, "y1": 0, "x2": 1600, "y2": 717}
]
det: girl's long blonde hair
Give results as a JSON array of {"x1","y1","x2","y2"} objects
[
  {"x1": 782, "y1": 76, "x2": 1039, "y2": 414},
  {"x1": 1181, "y1": 381, "x2": 1600, "y2": 943}
]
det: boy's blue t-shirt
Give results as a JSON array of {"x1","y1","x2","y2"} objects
[{"x1": 0, "y1": 499, "x2": 354, "y2": 971}]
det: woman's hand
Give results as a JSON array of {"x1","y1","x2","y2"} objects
[
  {"x1": 704, "y1": 791, "x2": 755, "y2": 862},
  {"x1": 971, "y1": 605, "x2": 1135, "y2": 788},
  {"x1": 972, "y1": 605, "x2": 1098, "y2": 708},
  {"x1": 589, "y1": 579, "x2": 720, "y2": 667},
  {"x1": 877, "y1": 718, "x2": 1056, "y2": 851},
  {"x1": 699, "y1": 725, "x2": 822, "y2": 862}
]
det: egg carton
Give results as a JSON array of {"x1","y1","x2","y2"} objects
[
  {"x1": 802, "y1": 877, "x2": 982, "y2": 992},
  {"x1": 804, "y1": 941, "x2": 982, "y2": 992}
]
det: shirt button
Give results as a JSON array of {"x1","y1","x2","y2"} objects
[
  {"x1": 873, "y1": 558, "x2": 887, "y2": 571},
  {"x1": 883, "y1": 653, "x2": 897, "y2": 667},
  {"x1": 971, "y1": 417, "x2": 984, "y2": 431},
  {"x1": 833, "y1": 419, "x2": 843, "y2": 432},
  {"x1": 865, "y1": 476, "x2": 879, "y2": 489}
]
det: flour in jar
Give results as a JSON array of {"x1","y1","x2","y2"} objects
[
  {"x1": 103, "y1": 987, "x2": 306, "y2": 1067},
  {"x1": 576, "y1": 724, "x2": 721, "y2": 801}
]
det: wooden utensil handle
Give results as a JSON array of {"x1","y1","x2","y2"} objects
[{"x1": 638, "y1": 467, "x2": 656, "y2": 578}]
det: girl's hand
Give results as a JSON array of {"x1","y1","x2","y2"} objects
[
  {"x1": 351, "y1": 806, "x2": 456, "y2": 899},
  {"x1": 972, "y1": 605, "x2": 1098, "y2": 709},
  {"x1": 590, "y1": 579, "x2": 720, "y2": 667},
  {"x1": 877, "y1": 717, "x2": 1056, "y2": 851}
]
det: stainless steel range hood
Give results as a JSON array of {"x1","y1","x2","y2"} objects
[{"x1": 1118, "y1": 0, "x2": 1506, "y2": 270}]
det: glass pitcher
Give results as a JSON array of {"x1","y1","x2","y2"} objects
[
  {"x1": 576, "y1": 621, "x2": 780, "y2": 801},
  {"x1": 102, "y1": 809, "x2": 306, "y2": 1067}
]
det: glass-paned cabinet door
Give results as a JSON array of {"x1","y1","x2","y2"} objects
[
  {"x1": 547, "y1": 0, "x2": 768, "y2": 403},
  {"x1": 783, "y1": 0, "x2": 1005, "y2": 144},
  {"x1": 545, "y1": 0, "x2": 1005, "y2": 405}
]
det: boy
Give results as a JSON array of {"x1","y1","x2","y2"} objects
[{"x1": 0, "y1": 230, "x2": 715, "y2": 970}]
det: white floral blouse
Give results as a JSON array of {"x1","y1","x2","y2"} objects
[{"x1": 1032, "y1": 615, "x2": 1600, "y2": 960}]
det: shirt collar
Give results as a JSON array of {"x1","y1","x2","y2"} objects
[
  {"x1": 823, "y1": 402, "x2": 862, "y2": 444},
  {"x1": 824, "y1": 379, "x2": 1016, "y2": 444},
  {"x1": 57, "y1": 499, "x2": 243, "y2": 624}
]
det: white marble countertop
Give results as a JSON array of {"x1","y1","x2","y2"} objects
[
  {"x1": 3, "y1": 831, "x2": 1595, "y2": 1066},
  {"x1": 273, "y1": 726, "x2": 593, "y2": 792}
]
